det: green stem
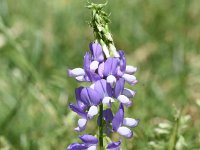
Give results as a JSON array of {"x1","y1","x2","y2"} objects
[
  {"x1": 99, "y1": 104, "x2": 103, "y2": 150},
  {"x1": 168, "y1": 110, "x2": 181, "y2": 150}
]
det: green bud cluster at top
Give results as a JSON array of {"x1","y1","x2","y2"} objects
[{"x1": 87, "y1": 2, "x2": 119, "y2": 58}]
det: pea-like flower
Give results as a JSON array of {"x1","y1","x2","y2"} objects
[
  {"x1": 112, "y1": 104, "x2": 139, "y2": 138},
  {"x1": 107, "y1": 141, "x2": 121, "y2": 150},
  {"x1": 67, "y1": 134, "x2": 98, "y2": 150},
  {"x1": 69, "y1": 86, "x2": 101, "y2": 132}
]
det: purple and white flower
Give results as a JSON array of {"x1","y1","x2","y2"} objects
[
  {"x1": 107, "y1": 141, "x2": 121, "y2": 150},
  {"x1": 67, "y1": 134, "x2": 98, "y2": 150},
  {"x1": 112, "y1": 104, "x2": 139, "y2": 138}
]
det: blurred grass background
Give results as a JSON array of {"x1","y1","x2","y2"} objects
[{"x1": 0, "y1": 0, "x2": 200, "y2": 149}]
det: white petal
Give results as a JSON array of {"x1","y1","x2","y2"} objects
[
  {"x1": 125, "y1": 66, "x2": 137, "y2": 74},
  {"x1": 90, "y1": 83, "x2": 95, "y2": 89},
  {"x1": 123, "y1": 118, "x2": 139, "y2": 127},
  {"x1": 74, "y1": 118, "x2": 87, "y2": 132},
  {"x1": 107, "y1": 75, "x2": 116, "y2": 87},
  {"x1": 122, "y1": 74, "x2": 137, "y2": 85},
  {"x1": 68, "y1": 68, "x2": 85, "y2": 77},
  {"x1": 76, "y1": 75, "x2": 86, "y2": 82},
  {"x1": 122, "y1": 88, "x2": 136, "y2": 98},
  {"x1": 87, "y1": 106, "x2": 98, "y2": 119},
  {"x1": 74, "y1": 127, "x2": 81, "y2": 132},
  {"x1": 87, "y1": 145, "x2": 96, "y2": 150},
  {"x1": 78, "y1": 118, "x2": 87, "y2": 129},
  {"x1": 102, "y1": 97, "x2": 115, "y2": 107},
  {"x1": 117, "y1": 126, "x2": 133, "y2": 138},
  {"x1": 90, "y1": 61, "x2": 99, "y2": 72},
  {"x1": 117, "y1": 95, "x2": 131, "y2": 106}
]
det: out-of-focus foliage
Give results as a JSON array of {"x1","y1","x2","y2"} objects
[
  {"x1": 0, "y1": 0, "x2": 200, "y2": 149},
  {"x1": 149, "y1": 109, "x2": 191, "y2": 150}
]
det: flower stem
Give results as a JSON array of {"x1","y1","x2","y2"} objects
[{"x1": 99, "y1": 103, "x2": 103, "y2": 150}]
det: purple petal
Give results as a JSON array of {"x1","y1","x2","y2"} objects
[
  {"x1": 75, "y1": 87, "x2": 84, "y2": 101},
  {"x1": 122, "y1": 88, "x2": 136, "y2": 98},
  {"x1": 76, "y1": 95, "x2": 87, "y2": 111},
  {"x1": 103, "y1": 58, "x2": 118, "y2": 76},
  {"x1": 68, "y1": 68, "x2": 85, "y2": 77},
  {"x1": 123, "y1": 118, "x2": 139, "y2": 128},
  {"x1": 112, "y1": 104, "x2": 124, "y2": 131},
  {"x1": 119, "y1": 50, "x2": 126, "y2": 73},
  {"x1": 117, "y1": 126, "x2": 133, "y2": 139},
  {"x1": 107, "y1": 141, "x2": 121, "y2": 150},
  {"x1": 89, "y1": 42, "x2": 104, "y2": 62},
  {"x1": 114, "y1": 78, "x2": 125, "y2": 98},
  {"x1": 67, "y1": 143, "x2": 88, "y2": 150},
  {"x1": 69, "y1": 104, "x2": 87, "y2": 118},
  {"x1": 85, "y1": 70, "x2": 101, "y2": 82},
  {"x1": 103, "y1": 108, "x2": 114, "y2": 122},
  {"x1": 98, "y1": 62, "x2": 104, "y2": 78},
  {"x1": 79, "y1": 134, "x2": 98, "y2": 145},
  {"x1": 84, "y1": 52, "x2": 91, "y2": 70},
  {"x1": 80, "y1": 88, "x2": 101, "y2": 106},
  {"x1": 79, "y1": 88, "x2": 90, "y2": 106},
  {"x1": 94, "y1": 79, "x2": 112, "y2": 98}
]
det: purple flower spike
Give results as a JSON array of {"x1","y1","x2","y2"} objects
[
  {"x1": 67, "y1": 39, "x2": 139, "y2": 149},
  {"x1": 67, "y1": 1, "x2": 140, "y2": 149},
  {"x1": 107, "y1": 141, "x2": 121, "y2": 150}
]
